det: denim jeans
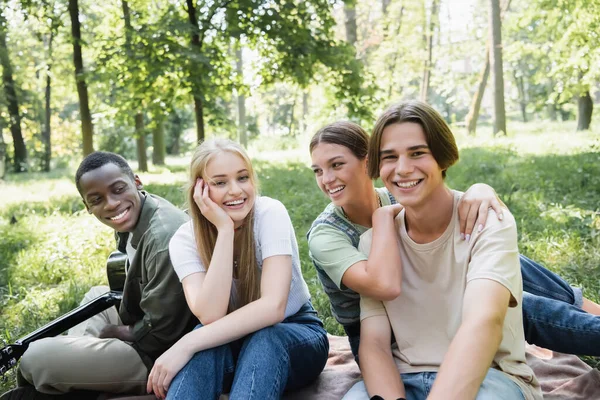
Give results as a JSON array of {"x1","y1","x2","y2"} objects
[
  {"x1": 519, "y1": 254, "x2": 600, "y2": 356},
  {"x1": 342, "y1": 368, "x2": 525, "y2": 400},
  {"x1": 165, "y1": 302, "x2": 329, "y2": 400}
]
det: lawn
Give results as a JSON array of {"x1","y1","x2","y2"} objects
[{"x1": 1, "y1": 121, "x2": 599, "y2": 390}]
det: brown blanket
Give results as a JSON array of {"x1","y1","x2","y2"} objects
[{"x1": 104, "y1": 336, "x2": 600, "y2": 399}]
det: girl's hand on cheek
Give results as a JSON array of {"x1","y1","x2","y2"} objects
[{"x1": 193, "y1": 179, "x2": 234, "y2": 232}]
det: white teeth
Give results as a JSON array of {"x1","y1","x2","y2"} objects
[
  {"x1": 110, "y1": 209, "x2": 128, "y2": 221},
  {"x1": 328, "y1": 186, "x2": 345, "y2": 194},
  {"x1": 225, "y1": 199, "x2": 244, "y2": 206},
  {"x1": 396, "y1": 180, "x2": 420, "y2": 188}
]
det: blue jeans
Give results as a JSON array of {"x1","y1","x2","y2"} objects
[
  {"x1": 346, "y1": 254, "x2": 600, "y2": 360},
  {"x1": 342, "y1": 368, "x2": 525, "y2": 400},
  {"x1": 165, "y1": 302, "x2": 329, "y2": 400},
  {"x1": 520, "y1": 255, "x2": 600, "y2": 355}
]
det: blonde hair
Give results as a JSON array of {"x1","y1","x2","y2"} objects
[{"x1": 187, "y1": 138, "x2": 261, "y2": 310}]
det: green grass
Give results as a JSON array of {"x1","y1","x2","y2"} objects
[{"x1": 0, "y1": 121, "x2": 599, "y2": 389}]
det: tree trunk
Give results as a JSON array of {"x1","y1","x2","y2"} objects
[
  {"x1": 301, "y1": 91, "x2": 309, "y2": 135},
  {"x1": 168, "y1": 112, "x2": 182, "y2": 155},
  {"x1": 186, "y1": 0, "x2": 205, "y2": 143},
  {"x1": 420, "y1": 0, "x2": 439, "y2": 102},
  {"x1": 0, "y1": 10, "x2": 27, "y2": 172},
  {"x1": 545, "y1": 80, "x2": 557, "y2": 121},
  {"x1": 344, "y1": 1, "x2": 357, "y2": 46},
  {"x1": 68, "y1": 0, "x2": 94, "y2": 155},
  {"x1": 152, "y1": 121, "x2": 166, "y2": 165},
  {"x1": 42, "y1": 31, "x2": 54, "y2": 172},
  {"x1": 489, "y1": 0, "x2": 506, "y2": 135},
  {"x1": 235, "y1": 44, "x2": 247, "y2": 147},
  {"x1": 576, "y1": 91, "x2": 593, "y2": 131},
  {"x1": 135, "y1": 113, "x2": 148, "y2": 171},
  {"x1": 386, "y1": 5, "x2": 405, "y2": 98},
  {"x1": 0, "y1": 119, "x2": 6, "y2": 179},
  {"x1": 465, "y1": 47, "x2": 490, "y2": 135},
  {"x1": 382, "y1": 0, "x2": 391, "y2": 13},
  {"x1": 464, "y1": 0, "x2": 511, "y2": 134},
  {"x1": 513, "y1": 70, "x2": 527, "y2": 122}
]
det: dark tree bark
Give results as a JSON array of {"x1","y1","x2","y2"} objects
[
  {"x1": 68, "y1": 0, "x2": 94, "y2": 155},
  {"x1": 0, "y1": 10, "x2": 27, "y2": 172},
  {"x1": 186, "y1": 0, "x2": 205, "y2": 143},
  {"x1": 420, "y1": 0, "x2": 439, "y2": 102},
  {"x1": 301, "y1": 91, "x2": 308, "y2": 135},
  {"x1": 235, "y1": 43, "x2": 247, "y2": 147},
  {"x1": 386, "y1": 5, "x2": 405, "y2": 98},
  {"x1": 577, "y1": 91, "x2": 593, "y2": 131},
  {"x1": 513, "y1": 69, "x2": 527, "y2": 122},
  {"x1": 42, "y1": 31, "x2": 54, "y2": 172},
  {"x1": 152, "y1": 121, "x2": 165, "y2": 165},
  {"x1": 382, "y1": 0, "x2": 391, "y2": 13},
  {"x1": 344, "y1": 1, "x2": 357, "y2": 46},
  {"x1": 489, "y1": 0, "x2": 507, "y2": 135},
  {"x1": 465, "y1": 47, "x2": 490, "y2": 135},
  {"x1": 465, "y1": 0, "x2": 510, "y2": 135},
  {"x1": 135, "y1": 113, "x2": 148, "y2": 171}
]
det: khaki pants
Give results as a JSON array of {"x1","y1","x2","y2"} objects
[{"x1": 18, "y1": 286, "x2": 148, "y2": 395}]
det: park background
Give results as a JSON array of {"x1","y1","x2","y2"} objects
[{"x1": 1, "y1": 0, "x2": 600, "y2": 389}]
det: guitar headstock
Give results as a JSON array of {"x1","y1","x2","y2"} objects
[{"x1": 0, "y1": 343, "x2": 25, "y2": 376}]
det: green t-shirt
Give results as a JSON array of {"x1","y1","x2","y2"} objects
[{"x1": 308, "y1": 187, "x2": 393, "y2": 289}]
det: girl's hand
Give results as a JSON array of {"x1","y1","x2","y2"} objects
[
  {"x1": 458, "y1": 183, "x2": 504, "y2": 241},
  {"x1": 193, "y1": 179, "x2": 234, "y2": 231},
  {"x1": 146, "y1": 343, "x2": 194, "y2": 399},
  {"x1": 373, "y1": 203, "x2": 404, "y2": 221}
]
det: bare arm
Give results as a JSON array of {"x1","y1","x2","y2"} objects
[
  {"x1": 181, "y1": 227, "x2": 235, "y2": 324},
  {"x1": 359, "y1": 314, "x2": 405, "y2": 399},
  {"x1": 147, "y1": 254, "x2": 292, "y2": 398},
  {"x1": 342, "y1": 204, "x2": 403, "y2": 300},
  {"x1": 181, "y1": 178, "x2": 236, "y2": 323},
  {"x1": 427, "y1": 279, "x2": 511, "y2": 400}
]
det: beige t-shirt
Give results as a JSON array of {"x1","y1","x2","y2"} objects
[{"x1": 359, "y1": 190, "x2": 542, "y2": 400}]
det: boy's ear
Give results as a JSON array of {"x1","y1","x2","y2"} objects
[
  {"x1": 82, "y1": 199, "x2": 91, "y2": 214},
  {"x1": 134, "y1": 174, "x2": 143, "y2": 190}
]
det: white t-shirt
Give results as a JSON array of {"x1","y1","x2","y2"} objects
[{"x1": 169, "y1": 196, "x2": 311, "y2": 318}]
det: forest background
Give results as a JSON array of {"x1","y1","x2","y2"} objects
[{"x1": 1, "y1": 0, "x2": 600, "y2": 389}]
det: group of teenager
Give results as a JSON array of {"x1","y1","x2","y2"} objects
[{"x1": 5, "y1": 100, "x2": 600, "y2": 400}]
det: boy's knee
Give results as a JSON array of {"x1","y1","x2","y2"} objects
[
  {"x1": 81, "y1": 285, "x2": 110, "y2": 304},
  {"x1": 19, "y1": 338, "x2": 61, "y2": 386}
]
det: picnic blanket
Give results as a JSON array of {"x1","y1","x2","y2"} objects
[{"x1": 82, "y1": 335, "x2": 600, "y2": 399}]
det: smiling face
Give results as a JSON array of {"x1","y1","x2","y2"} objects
[
  {"x1": 204, "y1": 151, "x2": 256, "y2": 228},
  {"x1": 379, "y1": 122, "x2": 445, "y2": 209},
  {"x1": 79, "y1": 163, "x2": 143, "y2": 232},
  {"x1": 310, "y1": 142, "x2": 369, "y2": 207}
]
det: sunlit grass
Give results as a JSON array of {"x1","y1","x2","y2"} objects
[{"x1": 0, "y1": 120, "x2": 599, "y2": 389}]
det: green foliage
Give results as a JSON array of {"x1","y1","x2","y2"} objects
[{"x1": 506, "y1": 0, "x2": 600, "y2": 106}]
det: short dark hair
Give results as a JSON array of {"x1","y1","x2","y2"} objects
[
  {"x1": 368, "y1": 100, "x2": 459, "y2": 179},
  {"x1": 310, "y1": 121, "x2": 369, "y2": 160},
  {"x1": 75, "y1": 151, "x2": 135, "y2": 194}
]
